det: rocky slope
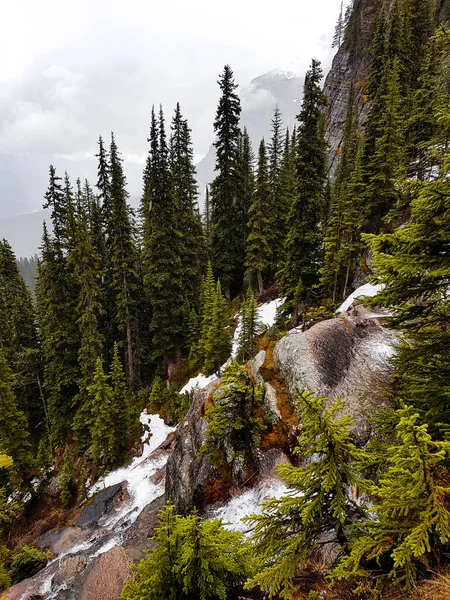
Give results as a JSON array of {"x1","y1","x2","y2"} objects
[{"x1": 3, "y1": 289, "x2": 397, "y2": 599}]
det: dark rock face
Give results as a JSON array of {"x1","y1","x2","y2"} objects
[
  {"x1": 273, "y1": 307, "x2": 396, "y2": 444},
  {"x1": 75, "y1": 483, "x2": 128, "y2": 527},
  {"x1": 323, "y1": 0, "x2": 383, "y2": 172},
  {"x1": 165, "y1": 382, "x2": 216, "y2": 514}
]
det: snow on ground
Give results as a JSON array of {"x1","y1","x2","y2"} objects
[
  {"x1": 259, "y1": 297, "x2": 283, "y2": 328},
  {"x1": 89, "y1": 413, "x2": 175, "y2": 528},
  {"x1": 181, "y1": 298, "x2": 283, "y2": 395},
  {"x1": 212, "y1": 477, "x2": 289, "y2": 534},
  {"x1": 337, "y1": 283, "x2": 385, "y2": 314}
]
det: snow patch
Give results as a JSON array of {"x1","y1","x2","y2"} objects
[
  {"x1": 89, "y1": 413, "x2": 175, "y2": 528},
  {"x1": 337, "y1": 283, "x2": 385, "y2": 314},
  {"x1": 181, "y1": 298, "x2": 283, "y2": 395},
  {"x1": 213, "y1": 477, "x2": 288, "y2": 533}
]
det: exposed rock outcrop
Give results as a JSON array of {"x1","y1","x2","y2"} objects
[
  {"x1": 323, "y1": 0, "x2": 383, "y2": 171},
  {"x1": 273, "y1": 307, "x2": 396, "y2": 444},
  {"x1": 165, "y1": 381, "x2": 217, "y2": 514}
]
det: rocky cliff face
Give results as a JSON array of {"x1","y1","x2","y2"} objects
[{"x1": 323, "y1": 0, "x2": 382, "y2": 171}]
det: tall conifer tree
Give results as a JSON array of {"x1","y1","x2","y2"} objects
[
  {"x1": 246, "y1": 139, "x2": 271, "y2": 294},
  {"x1": 210, "y1": 65, "x2": 242, "y2": 298},
  {"x1": 109, "y1": 133, "x2": 140, "y2": 384},
  {"x1": 280, "y1": 60, "x2": 327, "y2": 321}
]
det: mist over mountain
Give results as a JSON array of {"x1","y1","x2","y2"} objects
[
  {"x1": 0, "y1": 64, "x2": 304, "y2": 257},
  {"x1": 196, "y1": 66, "x2": 303, "y2": 201}
]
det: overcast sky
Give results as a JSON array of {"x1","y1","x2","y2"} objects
[{"x1": 0, "y1": 0, "x2": 343, "y2": 172}]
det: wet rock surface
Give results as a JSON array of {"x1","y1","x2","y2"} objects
[
  {"x1": 75, "y1": 483, "x2": 128, "y2": 527},
  {"x1": 274, "y1": 307, "x2": 396, "y2": 444}
]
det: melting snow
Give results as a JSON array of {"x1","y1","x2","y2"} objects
[
  {"x1": 89, "y1": 413, "x2": 175, "y2": 528},
  {"x1": 259, "y1": 298, "x2": 283, "y2": 328},
  {"x1": 213, "y1": 478, "x2": 289, "y2": 533},
  {"x1": 337, "y1": 283, "x2": 385, "y2": 314},
  {"x1": 181, "y1": 298, "x2": 283, "y2": 395}
]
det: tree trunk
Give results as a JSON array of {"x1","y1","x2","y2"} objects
[{"x1": 257, "y1": 271, "x2": 264, "y2": 296}]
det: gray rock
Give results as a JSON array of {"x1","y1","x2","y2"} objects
[
  {"x1": 165, "y1": 381, "x2": 217, "y2": 513},
  {"x1": 53, "y1": 555, "x2": 88, "y2": 586},
  {"x1": 38, "y1": 526, "x2": 88, "y2": 556},
  {"x1": 75, "y1": 483, "x2": 128, "y2": 527},
  {"x1": 273, "y1": 309, "x2": 396, "y2": 444}
]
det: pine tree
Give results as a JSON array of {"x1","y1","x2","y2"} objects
[
  {"x1": 332, "y1": 1, "x2": 345, "y2": 48},
  {"x1": 210, "y1": 65, "x2": 243, "y2": 299},
  {"x1": 246, "y1": 138, "x2": 271, "y2": 295},
  {"x1": 120, "y1": 501, "x2": 251, "y2": 600},
  {"x1": 144, "y1": 107, "x2": 185, "y2": 374},
  {"x1": 69, "y1": 201, "x2": 104, "y2": 451},
  {"x1": 170, "y1": 103, "x2": 206, "y2": 320},
  {"x1": 0, "y1": 355, "x2": 33, "y2": 486},
  {"x1": 109, "y1": 133, "x2": 140, "y2": 384},
  {"x1": 245, "y1": 392, "x2": 365, "y2": 599},
  {"x1": 89, "y1": 358, "x2": 115, "y2": 473},
  {"x1": 280, "y1": 59, "x2": 327, "y2": 322},
  {"x1": 110, "y1": 342, "x2": 132, "y2": 464},
  {"x1": 334, "y1": 406, "x2": 450, "y2": 589},
  {"x1": 202, "y1": 280, "x2": 231, "y2": 377},
  {"x1": 268, "y1": 107, "x2": 284, "y2": 272},
  {"x1": 60, "y1": 444, "x2": 74, "y2": 508},
  {"x1": 237, "y1": 288, "x2": 263, "y2": 363}
]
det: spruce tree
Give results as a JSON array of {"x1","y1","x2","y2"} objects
[
  {"x1": 245, "y1": 392, "x2": 365, "y2": 599},
  {"x1": 0, "y1": 355, "x2": 33, "y2": 486},
  {"x1": 363, "y1": 58, "x2": 405, "y2": 232},
  {"x1": 69, "y1": 202, "x2": 104, "y2": 451},
  {"x1": 235, "y1": 128, "x2": 255, "y2": 287},
  {"x1": 37, "y1": 170, "x2": 79, "y2": 444},
  {"x1": 60, "y1": 444, "x2": 75, "y2": 508},
  {"x1": 246, "y1": 139, "x2": 271, "y2": 294},
  {"x1": 366, "y1": 138, "x2": 450, "y2": 430},
  {"x1": 275, "y1": 128, "x2": 297, "y2": 271},
  {"x1": 202, "y1": 280, "x2": 231, "y2": 376},
  {"x1": 268, "y1": 107, "x2": 284, "y2": 272},
  {"x1": 170, "y1": 103, "x2": 206, "y2": 319},
  {"x1": 0, "y1": 240, "x2": 42, "y2": 433},
  {"x1": 143, "y1": 107, "x2": 185, "y2": 373},
  {"x1": 109, "y1": 133, "x2": 140, "y2": 384},
  {"x1": 120, "y1": 501, "x2": 250, "y2": 600},
  {"x1": 279, "y1": 60, "x2": 327, "y2": 322},
  {"x1": 332, "y1": 1, "x2": 345, "y2": 48},
  {"x1": 191, "y1": 261, "x2": 216, "y2": 370},
  {"x1": 237, "y1": 288, "x2": 263, "y2": 363},
  {"x1": 210, "y1": 65, "x2": 243, "y2": 298},
  {"x1": 110, "y1": 342, "x2": 132, "y2": 464},
  {"x1": 334, "y1": 406, "x2": 450, "y2": 589},
  {"x1": 89, "y1": 358, "x2": 115, "y2": 473},
  {"x1": 321, "y1": 87, "x2": 363, "y2": 302}
]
